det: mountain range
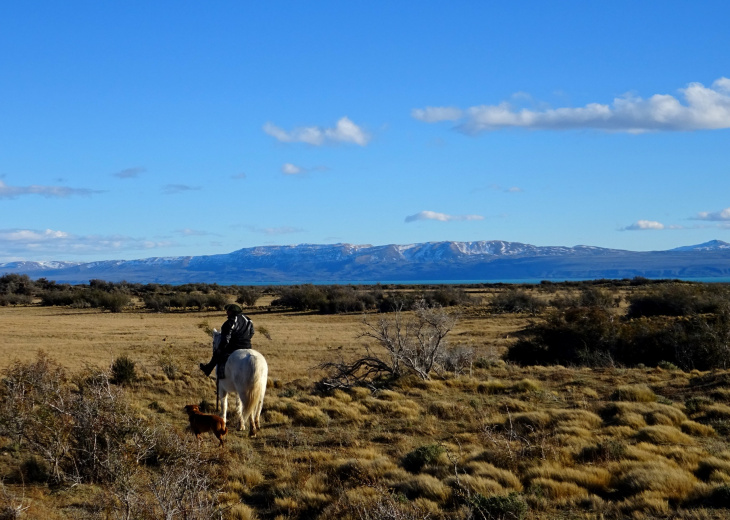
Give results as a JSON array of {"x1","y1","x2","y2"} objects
[{"x1": 2, "y1": 239, "x2": 730, "y2": 285}]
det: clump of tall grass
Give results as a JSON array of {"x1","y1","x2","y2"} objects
[
  {"x1": 462, "y1": 460, "x2": 523, "y2": 491},
  {"x1": 611, "y1": 384, "x2": 657, "y2": 402},
  {"x1": 271, "y1": 398, "x2": 329, "y2": 427},
  {"x1": 445, "y1": 474, "x2": 505, "y2": 497},
  {"x1": 476, "y1": 379, "x2": 508, "y2": 394},
  {"x1": 512, "y1": 378, "x2": 542, "y2": 393},
  {"x1": 524, "y1": 462, "x2": 611, "y2": 494},
  {"x1": 634, "y1": 425, "x2": 695, "y2": 445},
  {"x1": 528, "y1": 477, "x2": 590, "y2": 505},
  {"x1": 394, "y1": 474, "x2": 451, "y2": 502},
  {"x1": 612, "y1": 459, "x2": 700, "y2": 500},
  {"x1": 680, "y1": 419, "x2": 716, "y2": 437}
]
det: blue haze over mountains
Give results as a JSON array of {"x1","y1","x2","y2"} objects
[{"x1": 2, "y1": 240, "x2": 730, "y2": 285}]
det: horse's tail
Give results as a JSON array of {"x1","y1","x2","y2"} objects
[{"x1": 241, "y1": 352, "x2": 268, "y2": 421}]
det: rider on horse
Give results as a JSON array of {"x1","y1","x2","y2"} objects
[{"x1": 200, "y1": 303, "x2": 254, "y2": 378}]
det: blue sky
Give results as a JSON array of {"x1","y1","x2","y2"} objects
[{"x1": 2, "y1": 1, "x2": 730, "y2": 263}]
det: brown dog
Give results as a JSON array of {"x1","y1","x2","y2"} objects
[{"x1": 183, "y1": 404, "x2": 227, "y2": 446}]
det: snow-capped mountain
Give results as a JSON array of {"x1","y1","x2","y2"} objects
[
  {"x1": 2, "y1": 240, "x2": 730, "y2": 284},
  {"x1": 670, "y1": 240, "x2": 730, "y2": 252}
]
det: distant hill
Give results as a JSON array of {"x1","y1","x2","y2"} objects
[{"x1": 2, "y1": 240, "x2": 730, "y2": 284}]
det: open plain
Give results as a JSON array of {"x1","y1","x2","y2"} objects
[{"x1": 2, "y1": 283, "x2": 730, "y2": 519}]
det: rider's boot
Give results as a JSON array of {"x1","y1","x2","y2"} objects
[{"x1": 199, "y1": 361, "x2": 215, "y2": 377}]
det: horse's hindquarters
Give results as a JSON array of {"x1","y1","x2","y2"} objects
[{"x1": 219, "y1": 349, "x2": 268, "y2": 433}]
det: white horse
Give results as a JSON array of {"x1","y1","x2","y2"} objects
[{"x1": 212, "y1": 329, "x2": 268, "y2": 437}]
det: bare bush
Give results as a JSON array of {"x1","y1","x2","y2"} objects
[
  {"x1": 318, "y1": 301, "x2": 457, "y2": 389},
  {"x1": 491, "y1": 289, "x2": 545, "y2": 316}
]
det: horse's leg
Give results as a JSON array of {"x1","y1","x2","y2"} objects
[
  {"x1": 236, "y1": 395, "x2": 245, "y2": 431},
  {"x1": 253, "y1": 398, "x2": 263, "y2": 432},
  {"x1": 220, "y1": 391, "x2": 228, "y2": 429}
]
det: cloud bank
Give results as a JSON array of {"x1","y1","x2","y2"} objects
[
  {"x1": 0, "y1": 180, "x2": 102, "y2": 199},
  {"x1": 264, "y1": 117, "x2": 370, "y2": 146},
  {"x1": 0, "y1": 228, "x2": 174, "y2": 260},
  {"x1": 623, "y1": 220, "x2": 666, "y2": 231},
  {"x1": 695, "y1": 207, "x2": 730, "y2": 221},
  {"x1": 622, "y1": 220, "x2": 685, "y2": 231},
  {"x1": 413, "y1": 78, "x2": 730, "y2": 133},
  {"x1": 405, "y1": 210, "x2": 484, "y2": 223}
]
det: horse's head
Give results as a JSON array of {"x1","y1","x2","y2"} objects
[{"x1": 212, "y1": 329, "x2": 221, "y2": 353}]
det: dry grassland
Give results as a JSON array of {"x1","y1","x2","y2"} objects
[
  {"x1": 2, "y1": 288, "x2": 730, "y2": 519},
  {"x1": 0, "y1": 299, "x2": 521, "y2": 378}
]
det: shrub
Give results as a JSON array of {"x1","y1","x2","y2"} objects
[
  {"x1": 627, "y1": 283, "x2": 729, "y2": 318},
  {"x1": 422, "y1": 286, "x2": 475, "y2": 307},
  {"x1": 437, "y1": 345, "x2": 475, "y2": 375},
  {"x1": 505, "y1": 306, "x2": 620, "y2": 367},
  {"x1": 40, "y1": 289, "x2": 81, "y2": 306},
  {"x1": 111, "y1": 355, "x2": 137, "y2": 385},
  {"x1": 237, "y1": 286, "x2": 263, "y2": 307},
  {"x1": 491, "y1": 289, "x2": 545, "y2": 315},
  {"x1": 143, "y1": 294, "x2": 171, "y2": 312},
  {"x1": 205, "y1": 293, "x2": 228, "y2": 310},
  {"x1": 0, "y1": 274, "x2": 35, "y2": 297},
  {"x1": 0, "y1": 293, "x2": 33, "y2": 306},
  {"x1": 98, "y1": 291, "x2": 130, "y2": 312},
  {"x1": 271, "y1": 285, "x2": 328, "y2": 311},
  {"x1": 157, "y1": 354, "x2": 180, "y2": 379},
  {"x1": 506, "y1": 299, "x2": 730, "y2": 370},
  {"x1": 468, "y1": 492, "x2": 528, "y2": 520},
  {"x1": 318, "y1": 301, "x2": 457, "y2": 388},
  {"x1": 20, "y1": 455, "x2": 50, "y2": 483},
  {"x1": 402, "y1": 444, "x2": 445, "y2": 473}
]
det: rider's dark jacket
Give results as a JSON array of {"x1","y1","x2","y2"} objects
[{"x1": 218, "y1": 312, "x2": 253, "y2": 355}]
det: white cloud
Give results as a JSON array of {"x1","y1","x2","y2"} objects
[
  {"x1": 0, "y1": 228, "x2": 175, "y2": 260},
  {"x1": 281, "y1": 163, "x2": 329, "y2": 175},
  {"x1": 695, "y1": 207, "x2": 730, "y2": 221},
  {"x1": 0, "y1": 180, "x2": 102, "y2": 199},
  {"x1": 413, "y1": 78, "x2": 730, "y2": 134},
  {"x1": 623, "y1": 220, "x2": 666, "y2": 230},
  {"x1": 231, "y1": 172, "x2": 247, "y2": 180},
  {"x1": 263, "y1": 117, "x2": 370, "y2": 146},
  {"x1": 405, "y1": 210, "x2": 485, "y2": 223},
  {"x1": 282, "y1": 163, "x2": 303, "y2": 175},
  {"x1": 411, "y1": 106, "x2": 463, "y2": 122}
]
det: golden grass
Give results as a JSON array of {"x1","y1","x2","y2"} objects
[
  {"x1": 394, "y1": 474, "x2": 452, "y2": 503},
  {"x1": 612, "y1": 384, "x2": 658, "y2": 402},
  {"x1": 612, "y1": 459, "x2": 700, "y2": 500},
  {"x1": 3, "y1": 291, "x2": 730, "y2": 519},
  {"x1": 696, "y1": 456, "x2": 730, "y2": 482},
  {"x1": 226, "y1": 503, "x2": 259, "y2": 520},
  {"x1": 444, "y1": 474, "x2": 505, "y2": 496},
  {"x1": 634, "y1": 425, "x2": 696, "y2": 445},
  {"x1": 528, "y1": 477, "x2": 590, "y2": 504},
  {"x1": 461, "y1": 460, "x2": 522, "y2": 490},
  {"x1": 524, "y1": 462, "x2": 611, "y2": 493},
  {"x1": 681, "y1": 420, "x2": 716, "y2": 437}
]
